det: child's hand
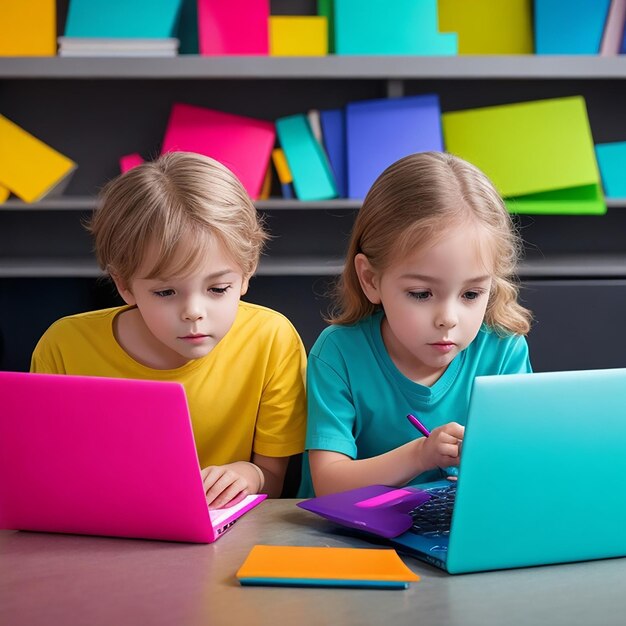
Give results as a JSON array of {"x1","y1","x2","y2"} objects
[
  {"x1": 201, "y1": 465, "x2": 249, "y2": 510},
  {"x1": 420, "y1": 422, "x2": 465, "y2": 471}
]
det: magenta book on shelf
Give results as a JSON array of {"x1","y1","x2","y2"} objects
[
  {"x1": 161, "y1": 102, "x2": 276, "y2": 199},
  {"x1": 197, "y1": 0, "x2": 270, "y2": 55}
]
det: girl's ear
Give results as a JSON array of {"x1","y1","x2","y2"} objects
[
  {"x1": 354, "y1": 253, "x2": 382, "y2": 305},
  {"x1": 110, "y1": 272, "x2": 137, "y2": 306}
]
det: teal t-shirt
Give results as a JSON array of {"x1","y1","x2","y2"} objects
[{"x1": 298, "y1": 311, "x2": 532, "y2": 497}]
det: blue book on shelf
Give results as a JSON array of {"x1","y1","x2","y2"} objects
[
  {"x1": 65, "y1": 0, "x2": 183, "y2": 38},
  {"x1": 276, "y1": 115, "x2": 338, "y2": 201},
  {"x1": 320, "y1": 109, "x2": 347, "y2": 198},
  {"x1": 334, "y1": 0, "x2": 457, "y2": 55},
  {"x1": 595, "y1": 142, "x2": 626, "y2": 198},
  {"x1": 534, "y1": 0, "x2": 611, "y2": 54},
  {"x1": 346, "y1": 94, "x2": 443, "y2": 200}
]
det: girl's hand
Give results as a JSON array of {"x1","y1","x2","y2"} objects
[
  {"x1": 201, "y1": 465, "x2": 249, "y2": 510},
  {"x1": 420, "y1": 422, "x2": 465, "y2": 471}
]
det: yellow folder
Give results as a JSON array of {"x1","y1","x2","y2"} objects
[
  {"x1": 0, "y1": 115, "x2": 76, "y2": 204},
  {"x1": 0, "y1": 0, "x2": 56, "y2": 56},
  {"x1": 0, "y1": 185, "x2": 9, "y2": 203},
  {"x1": 237, "y1": 545, "x2": 420, "y2": 588},
  {"x1": 270, "y1": 17, "x2": 328, "y2": 56},
  {"x1": 442, "y1": 97, "x2": 605, "y2": 214},
  {"x1": 439, "y1": 0, "x2": 533, "y2": 55},
  {"x1": 272, "y1": 148, "x2": 293, "y2": 184}
]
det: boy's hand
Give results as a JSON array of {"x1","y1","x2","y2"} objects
[
  {"x1": 420, "y1": 422, "x2": 465, "y2": 471},
  {"x1": 201, "y1": 465, "x2": 249, "y2": 510}
]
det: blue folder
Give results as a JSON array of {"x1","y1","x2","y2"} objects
[
  {"x1": 320, "y1": 109, "x2": 347, "y2": 198},
  {"x1": 65, "y1": 0, "x2": 183, "y2": 38},
  {"x1": 534, "y1": 0, "x2": 611, "y2": 54},
  {"x1": 346, "y1": 94, "x2": 443, "y2": 200},
  {"x1": 276, "y1": 115, "x2": 338, "y2": 202},
  {"x1": 334, "y1": 0, "x2": 457, "y2": 55}
]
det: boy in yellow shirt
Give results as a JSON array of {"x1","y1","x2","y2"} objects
[{"x1": 31, "y1": 152, "x2": 307, "y2": 508}]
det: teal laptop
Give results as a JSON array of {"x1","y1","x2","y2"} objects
[{"x1": 300, "y1": 369, "x2": 626, "y2": 574}]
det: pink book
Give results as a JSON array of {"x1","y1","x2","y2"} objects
[
  {"x1": 198, "y1": 0, "x2": 269, "y2": 55},
  {"x1": 120, "y1": 152, "x2": 145, "y2": 173},
  {"x1": 161, "y1": 103, "x2": 275, "y2": 199},
  {"x1": 601, "y1": 0, "x2": 626, "y2": 55}
]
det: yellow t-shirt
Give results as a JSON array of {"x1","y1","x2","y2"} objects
[{"x1": 31, "y1": 302, "x2": 307, "y2": 467}]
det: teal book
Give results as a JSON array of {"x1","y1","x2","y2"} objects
[
  {"x1": 275, "y1": 114, "x2": 338, "y2": 201},
  {"x1": 334, "y1": 0, "x2": 457, "y2": 55},
  {"x1": 596, "y1": 142, "x2": 626, "y2": 198},
  {"x1": 64, "y1": 0, "x2": 183, "y2": 38},
  {"x1": 535, "y1": 0, "x2": 611, "y2": 54}
]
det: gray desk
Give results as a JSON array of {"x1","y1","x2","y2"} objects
[{"x1": 2, "y1": 500, "x2": 626, "y2": 626}]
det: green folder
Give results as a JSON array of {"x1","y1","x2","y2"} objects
[
  {"x1": 442, "y1": 96, "x2": 606, "y2": 215},
  {"x1": 276, "y1": 115, "x2": 338, "y2": 201}
]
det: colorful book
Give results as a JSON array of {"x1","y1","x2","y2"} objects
[
  {"x1": 317, "y1": 0, "x2": 335, "y2": 54},
  {"x1": 0, "y1": 115, "x2": 76, "y2": 204},
  {"x1": 346, "y1": 94, "x2": 443, "y2": 200},
  {"x1": 601, "y1": 0, "x2": 626, "y2": 55},
  {"x1": 258, "y1": 166, "x2": 272, "y2": 200},
  {"x1": 275, "y1": 114, "x2": 338, "y2": 201},
  {"x1": 198, "y1": 0, "x2": 269, "y2": 55},
  {"x1": 236, "y1": 545, "x2": 420, "y2": 589},
  {"x1": 161, "y1": 103, "x2": 275, "y2": 200},
  {"x1": 320, "y1": 109, "x2": 347, "y2": 199},
  {"x1": 0, "y1": 0, "x2": 56, "y2": 56},
  {"x1": 334, "y1": 0, "x2": 457, "y2": 55},
  {"x1": 64, "y1": 0, "x2": 183, "y2": 38},
  {"x1": 534, "y1": 0, "x2": 611, "y2": 54},
  {"x1": 120, "y1": 153, "x2": 145, "y2": 174},
  {"x1": 272, "y1": 148, "x2": 294, "y2": 198},
  {"x1": 439, "y1": 0, "x2": 533, "y2": 55},
  {"x1": 596, "y1": 142, "x2": 626, "y2": 198},
  {"x1": 443, "y1": 97, "x2": 605, "y2": 214},
  {"x1": 176, "y1": 0, "x2": 199, "y2": 54},
  {"x1": 269, "y1": 16, "x2": 328, "y2": 56}
]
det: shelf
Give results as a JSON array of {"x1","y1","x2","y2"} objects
[
  {"x1": 0, "y1": 256, "x2": 345, "y2": 278},
  {"x1": 1, "y1": 197, "x2": 625, "y2": 211},
  {"x1": 2, "y1": 56, "x2": 626, "y2": 80},
  {"x1": 3, "y1": 255, "x2": 626, "y2": 279},
  {"x1": 0, "y1": 197, "x2": 362, "y2": 211}
]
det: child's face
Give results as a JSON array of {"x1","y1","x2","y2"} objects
[
  {"x1": 356, "y1": 224, "x2": 494, "y2": 386},
  {"x1": 117, "y1": 238, "x2": 248, "y2": 369}
]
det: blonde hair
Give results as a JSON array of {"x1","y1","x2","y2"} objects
[
  {"x1": 87, "y1": 152, "x2": 268, "y2": 287},
  {"x1": 332, "y1": 152, "x2": 531, "y2": 336}
]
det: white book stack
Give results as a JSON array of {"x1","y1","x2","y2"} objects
[{"x1": 57, "y1": 37, "x2": 179, "y2": 57}]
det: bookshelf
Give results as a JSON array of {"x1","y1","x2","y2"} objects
[{"x1": 2, "y1": 45, "x2": 626, "y2": 372}]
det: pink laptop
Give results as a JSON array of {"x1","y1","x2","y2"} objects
[{"x1": 0, "y1": 371, "x2": 266, "y2": 542}]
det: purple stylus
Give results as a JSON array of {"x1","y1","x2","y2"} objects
[{"x1": 407, "y1": 413, "x2": 431, "y2": 438}]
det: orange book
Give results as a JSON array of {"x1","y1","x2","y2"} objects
[{"x1": 236, "y1": 545, "x2": 420, "y2": 589}]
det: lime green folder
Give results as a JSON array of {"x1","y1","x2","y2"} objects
[{"x1": 442, "y1": 96, "x2": 605, "y2": 215}]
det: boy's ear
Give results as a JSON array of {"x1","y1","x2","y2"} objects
[
  {"x1": 240, "y1": 275, "x2": 250, "y2": 296},
  {"x1": 110, "y1": 272, "x2": 137, "y2": 306},
  {"x1": 354, "y1": 253, "x2": 382, "y2": 305}
]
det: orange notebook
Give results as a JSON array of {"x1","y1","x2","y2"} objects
[{"x1": 236, "y1": 545, "x2": 420, "y2": 589}]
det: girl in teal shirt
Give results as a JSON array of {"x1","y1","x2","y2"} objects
[{"x1": 300, "y1": 152, "x2": 532, "y2": 497}]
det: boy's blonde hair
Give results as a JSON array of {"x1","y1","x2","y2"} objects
[
  {"x1": 87, "y1": 151, "x2": 268, "y2": 286},
  {"x1": 332, "y1": 151, "x2": 532, "y2": 336}
]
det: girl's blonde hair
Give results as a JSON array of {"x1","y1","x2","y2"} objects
[
  {"x1": 87, "y1": 152, "x2": 268, "y2": 287},
  {"x1": 332, "y1": 151, "x2": 531, "y2": 336}
]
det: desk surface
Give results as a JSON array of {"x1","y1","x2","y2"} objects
[{"x1": 2, "y1": 500, "x2": 626, "y2": 626}]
